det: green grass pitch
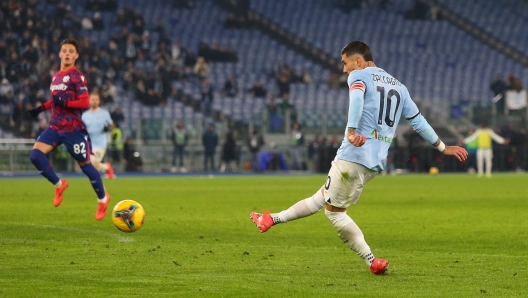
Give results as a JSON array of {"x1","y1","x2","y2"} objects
[{"x1": 0, "y1": 174, "x2": 527, "y2": 297}]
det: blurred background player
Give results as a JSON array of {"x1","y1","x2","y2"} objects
[
  {"x1": 82, "y1": 92, "x2": 115, "y2": 179},
  {"x1": 247, "y1": 127, "x2": 265, "y2": 172},
  {"x1": 289, "y1": 122, "x2": 305, "y2": 170},
  {"x1": 464, "y1": 128, "x2": 478, "y2": 173},
  {"x1": 251, "y1": 41, "x2": 468, "y2": 275},
  {"x1": 27, "y1": 38, "x2": 111, "y2": 220},
  {"x1": 109, "y1": 123, "x2": 123, "y2": 164},
  {"x1": 220, "y1": 130, "x2": 237, "y2": 172},
  {"x1": 202, "y1": 123, "x2": 218, "y2": 172},
  {"x1": 171, "y1": 120, "x2": 188, "y2": 173},
  {"x1": 464, "y1": 122, "x2": 507, "y2": 178}
]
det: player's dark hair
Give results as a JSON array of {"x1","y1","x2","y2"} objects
[
  {"x1": 341, "y1": 41, "x2": 373, "y2": 62},
  {"x1": 60, "y1": 38, "x2": 79, "y2": 53}
]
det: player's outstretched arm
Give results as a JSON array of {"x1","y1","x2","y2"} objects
[
  {"x1": 406, "y1": 113, "x2": 467, "y2": 162},
  {"x1": 488, "y1": 129, "x2": 506, "y2": 144},
  {"x1": 433, "y1": 139, "x2": 468, "y2": 162},
  {"x1": 463, "y1": 130, "x2": 478, "y2": 144},
  {"x1": 402, "y1": 89, "x2": 467, "y2": 162}
]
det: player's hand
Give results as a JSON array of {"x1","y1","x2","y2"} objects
[
  {"x1": 27, "y1": 106, "x2": 44, "y2": 118},
  {"x1": 347, "y1": 133, "x2": 366, "y2": 147},
  {"x1": 53, "y1": 95, "x2": 68, "y2": 108},
  {"x1": 442, "y1": 145, "x2": 468, "y2": 162}
]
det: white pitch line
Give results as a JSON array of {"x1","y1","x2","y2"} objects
[{"x1": 23, "y1": 223, "x2": 135, "y2": 242}]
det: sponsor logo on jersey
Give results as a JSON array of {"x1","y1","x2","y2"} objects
[
  {"x1": 370, "y1": 129, "x2": 392, "y2": 144},
  {"x1": 50, "y1": 84, "x2": 68, "y2": 91},
  {"x1": 63, "y1": 75, "x2": 70, "y2": 83}
]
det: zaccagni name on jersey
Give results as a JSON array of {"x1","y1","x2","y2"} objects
[{"x1": 371, "y1": 74, "x2": 401, "y2": 86}]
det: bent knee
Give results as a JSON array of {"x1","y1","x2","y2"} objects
[
  {"x1": 77, "y1": 160, "x2": 91, "y2": 166},
  {"x1": 325, "y1": 209, "x2": 352, "y2": 230},
  {"x1": 30, "y1": 149, "x2": 42, "y2": 161}
]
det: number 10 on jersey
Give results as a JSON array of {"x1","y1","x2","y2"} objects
[{"x1": 376, "y1": 86, "x2": 401, "y2": 128}]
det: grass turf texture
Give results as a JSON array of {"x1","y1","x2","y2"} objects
[{"x1": 0, "y1": 174, "x2": 527, "y2": 297}]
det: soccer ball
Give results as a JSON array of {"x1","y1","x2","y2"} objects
[
  {"x1": 429, "y1": 167, "x2": 439, "y2": 175},
  {"x1": 112, "y1": 200, "x2": 146, "y2": 233}
]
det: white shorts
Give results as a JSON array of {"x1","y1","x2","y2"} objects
[
  {"x1": 323, "y1": 158, "x2": 378, "y2": 208},
  {"x1": 91, "y1": 148, "x2": 106, "y2": 163}
]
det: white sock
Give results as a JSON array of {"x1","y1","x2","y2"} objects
[
  {"x1": 98, "y1": 162, "x2": 108, "y2": 172},
  {"x1": 98, "y1": 195, "x2": 107, "y2": 203},
  {"x1": 270, "y1": 189, "x2": 325, "y2": 224},
  {"x1": 54, "y1": 180, "x2": 63, "y2": 188},
  {"x1": 325, "y1": 209, "x2": 374, "y2": 266}
]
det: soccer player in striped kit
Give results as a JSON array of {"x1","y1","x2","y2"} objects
[{"x1": 27, "y1": 38, "x2": 111, "y2": 220}]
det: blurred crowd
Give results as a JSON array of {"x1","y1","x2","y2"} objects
[
  {"x1": 0, "y1": 0, "x2": 240, "y2": 138},
  {"x1": 0, "y1": 1, "x2": 51, "y2": 137},
  {"x1": 0, "y1": 0, "x2": 314, "y2": 173},
  {"x1": 489, "y1": 73, "x2": 525, "y2": 112},
  {"x1": 0, "y1": 0, "x2": 316, "y2": 141},
  {"x1": 490, "y1": 73, "x2": 524, "y2": 96},
  {"x1": 0, "y1": 0, "x2": 125, "y2": 138}
]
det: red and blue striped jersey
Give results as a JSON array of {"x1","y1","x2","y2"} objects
[{"x1": 44, "y1": 66, "x2": 90, "y2": 133}]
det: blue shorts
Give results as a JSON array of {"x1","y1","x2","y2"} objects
[{"x1": 37, "y1": 129, "x2": 93, "y2": 162}]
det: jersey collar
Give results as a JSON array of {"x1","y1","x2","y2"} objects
[{"x1": 59, "y1": 65, "x2": 76, "y2": 74}]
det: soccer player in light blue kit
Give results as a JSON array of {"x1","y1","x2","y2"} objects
[
  {"x1": 82, "y1": 92, "x2": 115, "y2": 179},
  {"x1": 251, "y1": 41, "x2": 468, "y2": 275}
]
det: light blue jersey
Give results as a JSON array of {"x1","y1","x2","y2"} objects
[
  {"x1": 82, "y1": 108, "x2": 113, "y2": 149},
  {"x1": 336, "y1": 67, "x2": 439, "y2": 171}
]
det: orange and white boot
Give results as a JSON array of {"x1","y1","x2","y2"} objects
[
  {"x1": 95, "y1": 191, "x2": 111, "y2": 220},
  {"x1": 53, "y1": 180, "x2": 69, "y2": 207}
]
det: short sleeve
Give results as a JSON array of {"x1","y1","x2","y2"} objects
[
  {"x1": 401, "y1": 85, "x2": 420, "y2": 120},
  {"x1": 347, "y1": 71, "x2": 369, "y2": 93}
]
